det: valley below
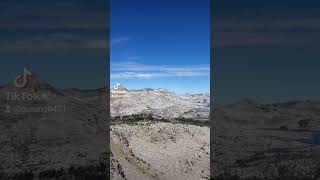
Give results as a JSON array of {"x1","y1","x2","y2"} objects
[{"x1": 110, "y1": 87, "x2": 210, "y2": 180}]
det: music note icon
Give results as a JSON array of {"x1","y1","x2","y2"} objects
[{"x1": 14, "y1": 68, "x2": 32, "y2": 89}]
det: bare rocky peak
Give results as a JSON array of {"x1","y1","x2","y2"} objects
[
  {"x1": 23, "y1": 73, "x2": 53, "y2": 90},
  {"x1": 0, "y1": 70, "x2": 61, "y2": 95}
]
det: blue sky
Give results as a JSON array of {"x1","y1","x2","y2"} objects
[
  {"x1": 0, "y1": 1, "x2": 107, "y2": 89},
  {"x1": 3, "y1": 1, "x2": 318, "y2": 102},
  {"x1": 110, "y1": 0, "x2": 210, "y2": 93},
  {"x1": 214, "y1": 0, "x2": 320, "y2": 103}
]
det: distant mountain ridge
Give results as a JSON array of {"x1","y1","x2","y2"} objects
[{"x1": 110, "y1": 86, "x2": 210, "y2": 121}]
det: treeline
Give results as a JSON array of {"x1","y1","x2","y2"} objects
[
  {"x1": 172, "y1": 117, "x2": 210, "y2": 127},
  {"x1": 111, "y1": 113, "x2": 170, "y2": 125},
  {"x1": 111, "y1": 113, "x2": 209, "y2": 127},
  {"x1": 0, "y1": 163, "x2": 108, "y2": 180}
]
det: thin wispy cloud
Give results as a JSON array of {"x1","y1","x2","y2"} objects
[
  {"x1": 0, "y1": 1, "x2": 106, "y2": 30},
  {"x1": 111, "y1": 62, "x2": 210, "y2": 79},
  {"x1": 0, "y1": 33, "x2": 106, "y2": 53},
  {"x1": 215, "y1": 31, "x2": 320, "y2": 47},
  {"x1": 215, "y1": 17, "x2": 320, "y2": 47},
  {"x1": 215, "y1": 18, "x2": 320, "y2": 32},
  {"x1": 127, "y1": 56, "x2": 140, "y2": 60},
  {"x1": 110, "y1": 37, "x2": 131, "y2": 46},
  {"x1": 0, "y1": 1, "x2": 106, "y2": 53}
]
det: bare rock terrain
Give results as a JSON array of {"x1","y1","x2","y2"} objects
[
  {"x1": 111, "y1": 122, "x2": 210, "y2": 180},
  {"x1": 110, "y1": 88, "x2": 210, "y2": 180},
  {"x1": 212, "y1": 99, "x2": 320, "y2": 179},
  {"x1": 0, "y1": 74, "x2": 108, "y2": 179}
]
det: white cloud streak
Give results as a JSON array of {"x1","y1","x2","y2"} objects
[{"x1": 111, "y1": 62, "x2": 210, "y2": 79}]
